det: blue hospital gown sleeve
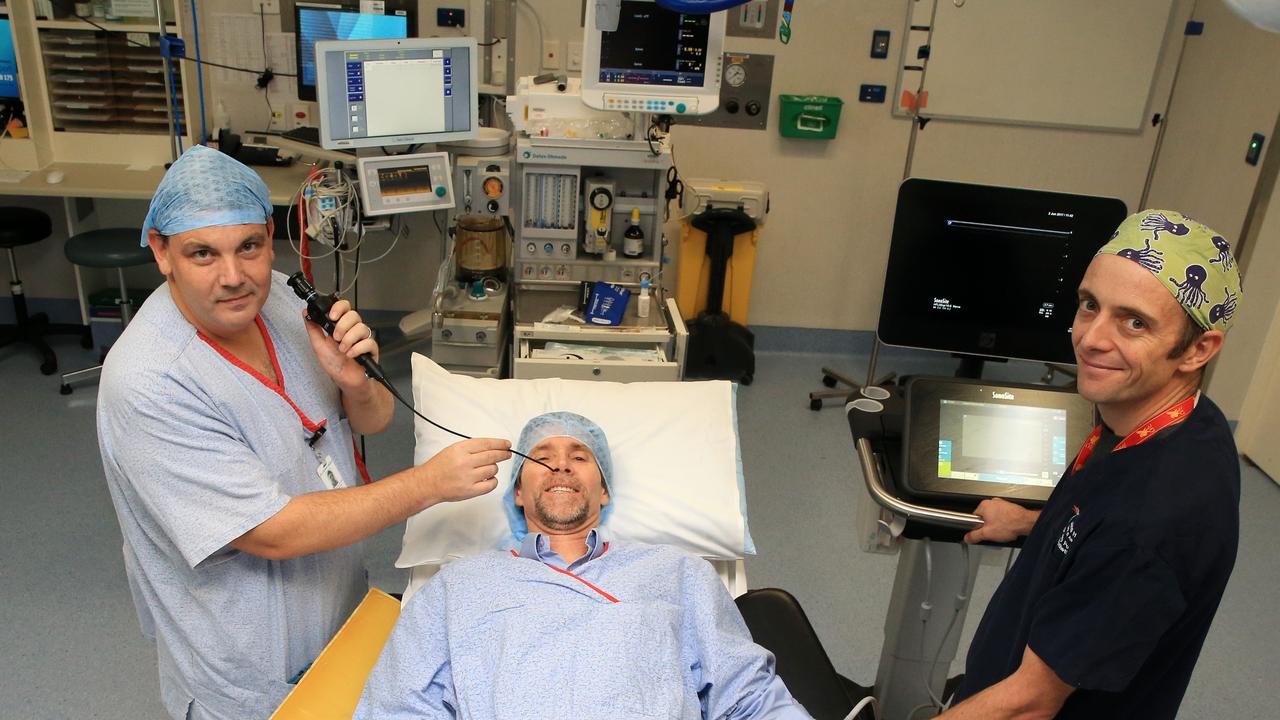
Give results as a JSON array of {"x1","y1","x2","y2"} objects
[
  {"x1": 355, "y1": 576, "x2": 456, "y2": 719},
  {"x1": 682, "y1": 559, "x2": 813, "y2": 720}
]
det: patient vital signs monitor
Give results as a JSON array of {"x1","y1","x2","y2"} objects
[
  {"x1": 582, "y1": 0, "x2": 726, "y2": 114},
  {"x1": 315, "y1": 37, "x2": 478, "y2": 150},
  {"x1": 904, "y1": 377, "x2": 1096, "y2": 503}
]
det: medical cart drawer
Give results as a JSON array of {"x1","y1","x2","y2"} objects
[
  {"x1": 514, "y1": 339, "x2": 679, "y2": 382},
  {"x1": 514, "y1": 356, "x2": 680, "y2": 382}
]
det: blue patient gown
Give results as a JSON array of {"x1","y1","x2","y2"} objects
[{"x1": 357, "y1": 533, "x2": 812, "y2": 719}]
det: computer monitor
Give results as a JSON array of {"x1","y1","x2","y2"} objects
[
  {"x1": 581, "y1": 0, "x2": 725, "y2": 115},
  {"x1": 315, "y1": 37, "x2": 478, "y2": 150},
  {"x1": 294, "y1": 1, "x2": 414, "y2": 102},
  {"x1": 1, "y1": 15, "x2": 20, "y2": 101},
  {"x1": 877, "y1": 178, "x2": 1128, "y2": 367}
]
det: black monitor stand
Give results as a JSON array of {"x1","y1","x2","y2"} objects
[{"x1": 952, "y1": 353, "x2": 1005, "y2": 380}]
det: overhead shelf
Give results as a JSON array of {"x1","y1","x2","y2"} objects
[
  {"x1": 34, "y1": 20, "x2": 178, "y2": 33},
  {"x1": 39, "y1": 27, "x2": 185, "y2": 136}
]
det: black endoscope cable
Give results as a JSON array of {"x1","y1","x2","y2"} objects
[{"x1": 286, "y1": 273, "x2": 558, "y2": 473}]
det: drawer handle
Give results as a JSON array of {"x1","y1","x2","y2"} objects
[{"x1": 592, "y1": 367, "x2": 602, "y2": 376}]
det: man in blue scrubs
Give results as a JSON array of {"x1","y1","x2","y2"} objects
[
  {"x1": 942, "y1": 210, "x2": 1244, "y2": 719},
  {"x1": 98, "y1": 146, "x2": 511, "y2": 719}
]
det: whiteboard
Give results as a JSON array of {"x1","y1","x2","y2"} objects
[{"x1": 896, "y1": 0, "x2": 1177, "y2": 131}]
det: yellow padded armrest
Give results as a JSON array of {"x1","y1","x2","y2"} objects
[{"x1": 271, "y1": 588, "x2": 401, "y2": 720}]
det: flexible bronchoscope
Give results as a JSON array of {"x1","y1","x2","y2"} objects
[{"x1": 287, "y1": 272, "x2": 557, "y2": 473}]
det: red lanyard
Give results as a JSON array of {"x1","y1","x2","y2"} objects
[
  {"x1": 1071, "y1": 395, "x2": 1197, "y2": 473},
  {"x1": 198, "y1": 316, "x2": 327, "y2": 441},
  {"x1": 510, "y1": 543, "x2": 618, "y2": 603},
  {"x1": 198, "y1": 316, "x2": 371, "y2": 484}
]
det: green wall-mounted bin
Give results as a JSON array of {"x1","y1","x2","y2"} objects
[{"x1": 778, "y1": 95, "x2": 844, "y2": 139}]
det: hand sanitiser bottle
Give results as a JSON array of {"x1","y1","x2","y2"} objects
[
  {"x1": 636, "y1": 278, "x2": 651, "y2": 319},
  {"x1": 623, "y1": 207, "x2": 645, "y2": 258}
]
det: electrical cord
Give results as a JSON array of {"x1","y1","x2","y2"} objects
[
  {"x1": 516, "y1": 0, "x2": 545, "y2": 65},
  {"x1": 188, "y1": 0, "x2": 207, "y2": 142},
  {"x1": 258, "y1": 5, "x2": 277, "y2": 131},
  {"x1": 288, "y1": 166, "x2": 361, "y2": 266},
  {"x1": 918, "y1": 542, "x2": 973, "y2": 714},
  {"x1": 842, "y1": 695, "x2": 880, "y2": 720}
]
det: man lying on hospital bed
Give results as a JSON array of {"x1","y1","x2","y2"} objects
[{"x1": 356, "y1": 411, "x2": 813, "y2": 719}]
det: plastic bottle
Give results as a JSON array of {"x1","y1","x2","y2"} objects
[
  {"x1": 214, "y1": 101, "x2": 231, "y2": 135},
  {"x1": 636, "y1": 278, "x2": 651, "y2": 319},
  {"x1": 210, "y1": 101, "x2": 232, "y2": 149},
  {"x1": 623, "y1": 207, "x2": 645, "y2": 258}
]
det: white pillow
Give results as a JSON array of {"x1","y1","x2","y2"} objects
[{"x1": 396, "y1": 354, "x2": 755, "y2": 566}]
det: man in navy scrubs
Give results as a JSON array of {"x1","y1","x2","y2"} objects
[{"x1": 942, "y1": 210, "x2": 1244, "y2": 719}]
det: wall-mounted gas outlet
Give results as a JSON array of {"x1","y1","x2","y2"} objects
[
  {"x1": 542, "y1": 40, "x2": 561, "y2": 70},
  {"x1": 567, "y1": 41, "x2": 583, "y2": 71},
  {"x1": 727, "y1": 0, "x2": 777, "y2": 39},
  {"x1": 681, "y1": 53, "x2": 775, "y2": 131},
  {"x1": 286, "y1": 103, "x2": 312, "y2": 129}
]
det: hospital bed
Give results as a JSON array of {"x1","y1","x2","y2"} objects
[
  {"x1": 399, "y1": 354, "x2": 885, "y2": 718},
  {"x1": 275, "y1": 354, "x2": 875, "y2": 720}
]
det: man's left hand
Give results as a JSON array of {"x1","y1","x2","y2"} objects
[{"x1": 303, "y1": 299, "x2": 378, "y2": 391}]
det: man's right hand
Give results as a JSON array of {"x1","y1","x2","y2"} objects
[
  {"x1": 964, "y1": 498, "x2": 1040, "y2": 545},
  {"x1": 420, "y1": 437, "x2": 513, "y2": 503}
]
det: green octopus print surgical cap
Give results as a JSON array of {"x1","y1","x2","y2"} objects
[{"x1": 1095, "y1": 209, "x2": 1243, "y2": 333}]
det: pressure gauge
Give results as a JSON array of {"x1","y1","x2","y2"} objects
[
  {"x1": 483, "y1": 176, "x2": 504, "y2": 199},
  {"x1": 725, "y1": 63, "x2": 747, "y2": 88},
  {"x1": 589, "y1": 187, "x2": 613, "y2": 210}
]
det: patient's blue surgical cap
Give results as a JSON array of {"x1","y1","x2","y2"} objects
[
  {"x1": 139, "y1": 144, "x2": 272, "y2": 246},
  {"x1": 503, "y1": 411, "x2": 614, "y2": 542}
]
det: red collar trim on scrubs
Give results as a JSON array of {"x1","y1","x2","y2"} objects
[
  {"x1": 198, "y1": 316, "x2": 325, "y2": 436},
  {"x1": 197, "y1": 316, "x2": 372, "y2": 485},
  {"x1": 1071, "y1": 394, "x2": 1198, "y2": 473},
  {"x1": 510, "y1": 543, "x2": 618, "y2": 603}
]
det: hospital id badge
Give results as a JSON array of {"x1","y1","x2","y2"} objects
[{"x1": 316, "y1": 454, "x2": 346, "y2": 489}]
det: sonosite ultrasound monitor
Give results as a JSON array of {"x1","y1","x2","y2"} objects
[
  {"x1": 878, "y1": 179, "x2": 1127, "y2": 365},
  {"x1": 904, "y1": 377, "x2": 1096, "y2": 503}
]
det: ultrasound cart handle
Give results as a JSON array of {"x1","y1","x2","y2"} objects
[{"x1": 855, "y1": 437, "x2": 985, "y2": 531}]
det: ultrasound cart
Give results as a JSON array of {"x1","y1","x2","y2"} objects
[{"x1": 849, "y1": 376, "x2": 1096, "y2": 718}]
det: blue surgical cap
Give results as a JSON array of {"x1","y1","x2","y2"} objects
[
  {"x1": 140, "y1": 144, "x2": 272, "y2": 246},
  {"x1": 503, "y1": 411, "x2": 614, "y2": 542}
]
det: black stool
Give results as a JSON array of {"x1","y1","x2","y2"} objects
[
  {"x1": 0, "y1": 207, "x2": 91, "y2": 375},
  {"x1": 59, "y1": 228, "x2": 155, "y2": 395}
]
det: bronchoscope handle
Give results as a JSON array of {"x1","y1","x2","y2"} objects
[{"x1": 287, "y1": 272, "x2": 387, "y2": 384}]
